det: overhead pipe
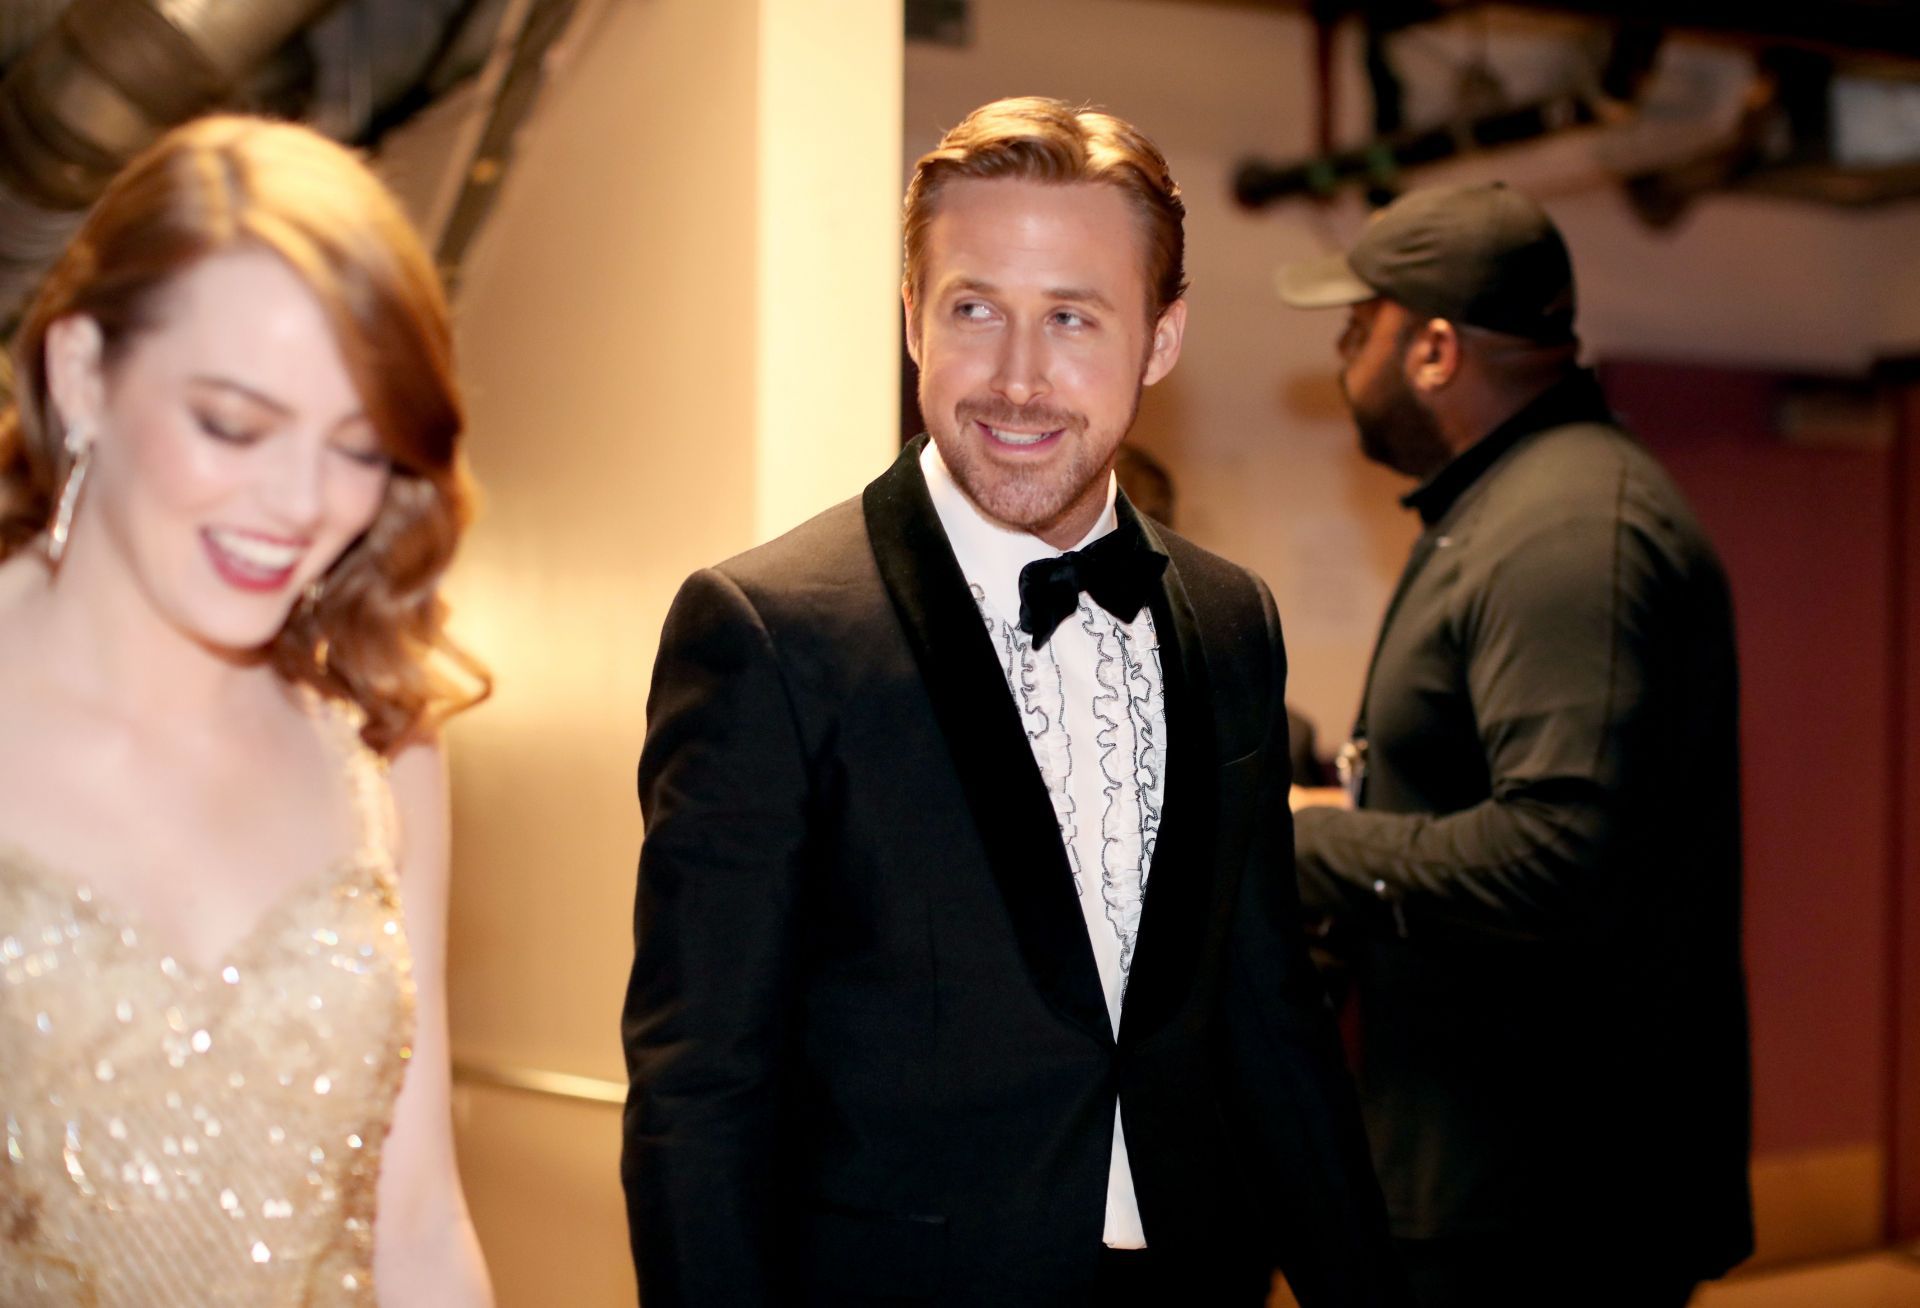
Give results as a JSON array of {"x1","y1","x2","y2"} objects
[
  {"x1": 1233, "y1": 90, "x2": 1599, "y2": 210},
  {"x1": 0, "y1": 0, "x2": 345, "y2": 320},
  {"x1": 0, "y1": 2, "x2": 70, "y2": 67}
]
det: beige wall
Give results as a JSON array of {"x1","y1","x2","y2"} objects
[
  {"x1": 383, "y1": 2, "x2": 901, "y2": 1301},
  {"x1": 906, "y1": 0, "x2": 1920, "y2": 742}
]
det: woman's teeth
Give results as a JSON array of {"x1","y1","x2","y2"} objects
[{"x1": 207, "y1": 529, "x2": 302, "y2": 570}]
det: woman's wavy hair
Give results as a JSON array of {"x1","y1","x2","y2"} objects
[{"x1": 0, "y1": 115, "x2": 487, "y2": 754}]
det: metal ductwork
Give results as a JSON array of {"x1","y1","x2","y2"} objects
[
  {"x1": 0, "y1": 2, "x2": 71, "y2": 67},
  {"x1": 0, "y1": 0, "x2": 345, "y2": 319}
]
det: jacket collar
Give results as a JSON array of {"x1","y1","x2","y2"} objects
[{"x1": 1116, "y1": 503, "x2": 1220, "y2": 1049}]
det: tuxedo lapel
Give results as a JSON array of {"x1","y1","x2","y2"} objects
[
  {"x1": 1117, "y1": 504, "x2": 1222, "y2": 1049},
  {"x1": 862, "y1": 437, "x2": 1112, "y2": 1044}
]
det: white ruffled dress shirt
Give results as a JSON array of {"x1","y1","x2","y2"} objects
[{"x1": 920, "y1": 441, "x2": 1168, "y2": 1249}]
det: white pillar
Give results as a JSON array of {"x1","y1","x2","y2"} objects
[{"x1": 755, "y1": 0, "x2": 904, "y2": 535}]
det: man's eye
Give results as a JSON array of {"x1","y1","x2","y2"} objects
[
  {"x1": 954, "y1": 301, "x2": 992, "y2": 321},
  {"x1": 1052, "y1": 310, "x2": 1089, "y2": 329}
]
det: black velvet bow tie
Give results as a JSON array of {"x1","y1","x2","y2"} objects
[{"x1": 1016, "y1": 518, "x2": 1169, "y2": 650}]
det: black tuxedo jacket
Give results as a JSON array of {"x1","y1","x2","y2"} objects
[{"x1": 622, "y1": 439, "x2": 1402, "y2": 1306}]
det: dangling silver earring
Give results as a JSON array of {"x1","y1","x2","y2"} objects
[{"x1": 46, "y1": 434, "x2": 93, "y2": 566}]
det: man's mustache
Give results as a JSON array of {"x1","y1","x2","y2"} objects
[{"x1": 954, "y1": 397, "x2": 1087, "y2": 436}]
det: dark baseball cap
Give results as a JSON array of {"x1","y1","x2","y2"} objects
[{"x1": 1275, "y1": 183, "x2": 1577, "y2": 343}]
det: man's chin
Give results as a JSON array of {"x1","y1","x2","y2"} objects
[
  {"x1": 1357, "y1": 423, "x2": 1439, "y2": 480},
  {"x1": 950, "y1": 468, "x2": 1068, "y2": 534},
  {"x1": 934, "y1": 428, "x2": 1112, "y2": 532},
  {"x1": 967, "y1": 485, "x2": 1062, "y2": 534}
]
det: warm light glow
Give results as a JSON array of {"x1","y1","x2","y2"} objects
[{"x1": 755, "y1": 2, "x2": 903, "y2": 537}]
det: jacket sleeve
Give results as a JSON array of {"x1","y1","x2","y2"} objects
[
  {"x1": 621, "y1": 567, "x2": 812, "y2": 1306},
  {"x1": 1295, "y1": 498, "x2": 1664, "y2": 943},
  {"x1": 1223, "y1": 578, "x2": 1411, "y2": 1307}
]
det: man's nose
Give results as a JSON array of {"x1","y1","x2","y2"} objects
[{"x1": 990, "y1": 321, "x2": 1051, "y2": 408}]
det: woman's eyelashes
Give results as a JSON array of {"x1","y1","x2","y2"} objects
[
  {"x1": 194, "y1": 409, "x2": 260, "y2": 445},
  {"x1": 194, "y1": 407, "x2": 389, "y2": 471},
  {"x1": 333, "y1": 441, "x2": 391, "y2": 470}
]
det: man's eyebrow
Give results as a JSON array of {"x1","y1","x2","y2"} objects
[
  {"x1": 940, "y1": 277, "x2": 1116, "y2": 312},
  {"x1": 1045, "y1": 286, "x2": 1114, "y2": 311},
  {"x1": 941, "y1": 276, "x2": 1000, "y2": 298}
]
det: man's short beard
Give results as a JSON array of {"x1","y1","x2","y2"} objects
[
  {"x1": 929, "y1": 390, "x2": 1137, "y2": 537},
  {"x1": 1350, "y1": 361, "x2": 1450, "y2": 481}
]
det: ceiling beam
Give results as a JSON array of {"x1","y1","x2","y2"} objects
[{"x1": 1162, "y1": 0, "x2": 1920, "y2": 63}]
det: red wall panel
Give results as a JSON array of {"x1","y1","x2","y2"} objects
[
  {"x1": 1890, "y1": 382, "x2": 1920, "y2": 1240},
  {"x1": 1600, "y1": 360, "x2": 1892, "y2": 1160}
]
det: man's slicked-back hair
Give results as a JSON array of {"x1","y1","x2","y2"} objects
[{"x1": 903, "y1": 96, "x2": 1188, "y2": 322}]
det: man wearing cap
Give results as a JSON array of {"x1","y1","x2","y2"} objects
[{"x1": 1277, "y1": 183, "x2": 1753, "y2": 1307}]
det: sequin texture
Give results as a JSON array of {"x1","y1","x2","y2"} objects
[{"x1": 0, "y1": 702, "x2": 415, "y2": 1306}]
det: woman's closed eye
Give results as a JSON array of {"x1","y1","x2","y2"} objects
[
  {"x1": 195, "y1": 410, "x2": 263, "y2": 445},
  {"x1": 333, "y1": 441, "x2": 391, "y2": 470}
]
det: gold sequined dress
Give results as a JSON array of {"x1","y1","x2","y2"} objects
[{"x1": 0, "y1": 703, "x2": 416, "y2": 1306}]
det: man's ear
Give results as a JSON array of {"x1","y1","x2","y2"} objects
[
  {"x1": 43, "y1": 314, "x2": 107, "y2": 446},
  {"x1": 1142, "y1": 298, "x2": 1187, "y2": 387},
  {"x1": 1405, "y1": 317, "x2": 1461, "y2": 395},
  {"x1": 901, "y1": 284, "x2": 922, "y2": 368}
]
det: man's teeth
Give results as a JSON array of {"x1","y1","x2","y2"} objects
[
  {"x1": 988, "y1": 426, "x2": 1052, "y2": 446},
  {"x1": 209, "y1": 530, "x2": 302, "y2": 571}
]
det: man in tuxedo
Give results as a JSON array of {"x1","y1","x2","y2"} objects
[
  {"x1": 622, "y1": 97, "x2": 1402, "y2": 1307},
  {"x1": 1278, "y1": 184, "x2": 1753, "y2": 1306}
]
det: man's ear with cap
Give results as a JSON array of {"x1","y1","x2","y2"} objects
[{"x1": 1403, "y1": 317, "x2": 1462, "y2": 396}]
